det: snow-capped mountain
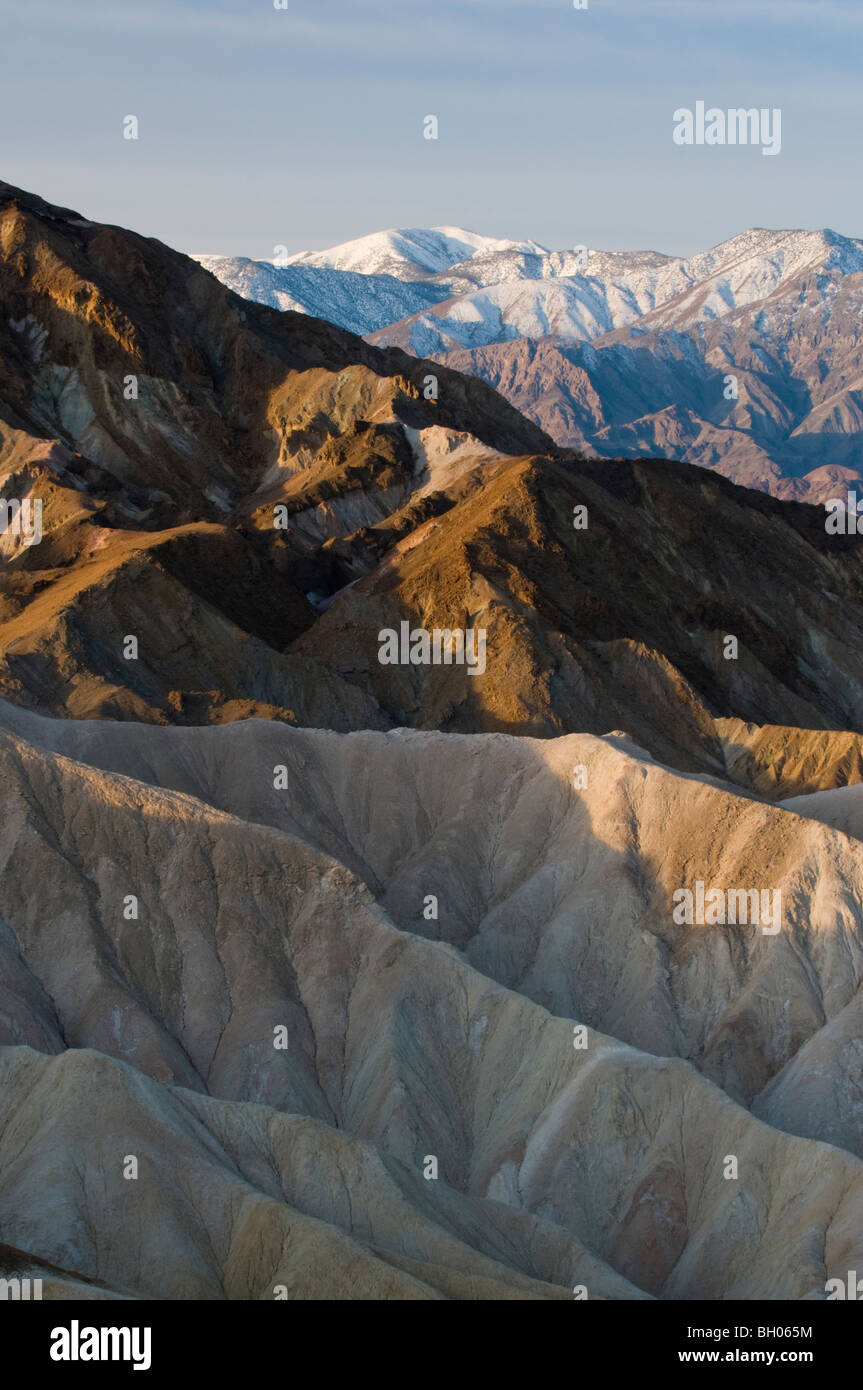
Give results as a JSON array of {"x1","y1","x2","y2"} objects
[
  {"x1": 198, "y1": 225, "x2": 863, "y2": 352},
  {"x1": 194, "y1": 226, "x2": 556, "y2": 334},
  {"x1": 197, "y1": 224, "x2": 863, "y2": 504},
  {"x1": 193, "y1": 256, "x2": 444, "y2": 337},
  {"x1": 367, "y1": 228, "x2": 863, "y2": 355},
  {"x1": 280, "y1": 225, "x2": 548, "y2": 278}
]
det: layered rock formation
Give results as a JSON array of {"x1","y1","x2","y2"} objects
[
  {"x1": 4, "y1": 709, "x2": 863, "y2": 1299},
  {"x1": 3, "y1": 185, "x2": 863, "y2": 1300},
  {"x1": 5, "y1": 182, "x2": 863, "y2": 769}
]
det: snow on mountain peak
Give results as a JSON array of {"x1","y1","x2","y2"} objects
[
  {"x1": 283, "y1": 226, "x2": 548, "y2": 278},
  {"x1": 196, "y1": 223, "x2": 863, "y2": 358},
  {"x1": 191, "y1": 220, "x2": 863, "y2": 512}
]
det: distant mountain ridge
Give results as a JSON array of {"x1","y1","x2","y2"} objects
[
  {"x1": 6, "y1": 183, "x2": 863, "y2": 762},
  {"x1": 199, "y1": 224, "x2": 863, "y2": 504},
  {"x1": 281, "y1": 226, "x2": 549, "y2": 277}
]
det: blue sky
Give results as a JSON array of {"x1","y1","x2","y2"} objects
[{"x1": 1, "y1": 0, "x2": 860, "y2": 257}]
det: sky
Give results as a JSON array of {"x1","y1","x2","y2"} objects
[{"x1": 1, "y1": 0, "x2": 860, "y2": 259}]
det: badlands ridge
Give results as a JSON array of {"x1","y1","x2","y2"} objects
[{"x1": 3, "y1": 183, "x2": 863, "y2": 1299}]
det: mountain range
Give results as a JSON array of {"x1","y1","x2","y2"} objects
[
  {"x1": 199, "y1": 224, "x2": 863, "y2": 506},
  {"x1": 4, "y1": 181, "x2": 863, "y2": 1301}
]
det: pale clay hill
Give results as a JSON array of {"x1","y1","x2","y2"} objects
[
  {"x1": 718, "y1": 718, "x2": 863, "y2": 799},
  {"x1": 5, "y1": 706, "x2": 863, "y2": 1299}
]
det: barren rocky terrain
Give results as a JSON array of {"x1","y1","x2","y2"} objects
[
  {"x1": 202, "y1": 224, "x2": 863, "y2": 506},
  {"x1": 3, "y1": 184, "x2": 863, "y2": 1300}
]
